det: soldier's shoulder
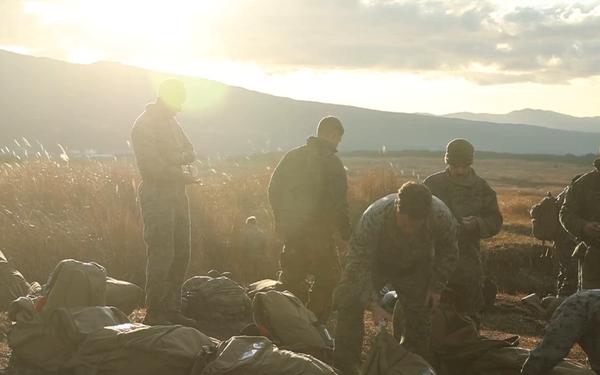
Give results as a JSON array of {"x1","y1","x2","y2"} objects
[
  {"x1": 472, "y1": 173, "x2": 495, "y2": 191},
  {"x1": 423, "y1": 171, "x2": 447, "y2": 186},
  {"x1": 572, "y1": 170, "x2": 600, "y2": 187}
]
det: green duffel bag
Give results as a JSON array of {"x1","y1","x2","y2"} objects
[
  {"x1": 198, "y1": 336, "x2": 339, "y2": 375},
  {"x1": 252, "y1": 290, "x2": 333, "y2": 356},
  {"x1": 105, "y1": 277, "x2": 144, "y2": 315},
  {"x1": 247, "y1": 279, "x2": 282, "y2": 299},
  {"x1": 469, "y1": 347, "x2": 593, "y2": 375},
  {"x1": 51, "y1": 306, "x2": 130, "y2": 344},
  {"x1": 41, "y1": 259, "x2": 107, "y2": 318},
  {"x1": 8, "y1": 297, "x2": 75, "y2": 372},
  {"x1": 362, "y1": 325, "x2": 436, "y2": 375},
  {"x1": 68, "y1": 323, "x2": 218, "y2": 375}
]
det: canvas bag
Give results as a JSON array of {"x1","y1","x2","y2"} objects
[
  {"x1": 183, "y1": 276, "x2": 252, "y2": 338},
  {"x1": 40, "y1": 259, "x2": 107, "y2": 317},
  {"x1": 361, "y1": 325, "x2": 436, "y2": 375},
  {"x1": 105, "y1": 277, "x2": 144, "y2": 315},
  {"x1": 247, "y1": 279, "x2": 282, "y2": 299},
  {"x1": 68, "y1": 323, "x2": 218, "y2": 375},
  {"x1": 199, "y1": 336, "x2": 339, "y2": 375},
  {"x1": 252, "y1": 290, "x2": 333, "y2": 354}
]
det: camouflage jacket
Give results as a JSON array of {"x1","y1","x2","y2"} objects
[
  {"x1": 268, "y1": 136, "x2": 351, "y2": 240},
  {"x1": 560, "y1": 169, "x2": 600, "y2": 248},
  {"x1": 424, "y1": 169, "x2": 502, "y2": 245},
  {"x1": 521, "y1": 290, "x2": 600, "y2": 374},
  {"x1": 131, "y1": 101, "x2": 195, "y2": 185},
  {"x1": 334, "y1": 194, "x2": 458, "y2": 308}
]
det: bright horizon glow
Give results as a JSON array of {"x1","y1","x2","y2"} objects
[{"x1": 2, "y1": 0, "x2": 600, "y2": 117}]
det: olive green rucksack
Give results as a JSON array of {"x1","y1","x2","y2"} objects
[
  {"x1": 40, "y1": 259, "x2": 107, "y2": 318},
  {"x1": 530, "y1": 192, "x2": 561, "y2": 242},
  {"x1": 362, "y1": 325, "x2": 436, "y2": 375},
  {"x1": 182, "y1": 276, "x2": 252, "y2": 339},
  {"x1": 199, "y1": 336, "x2": 339, "y2": 375},
  {"x1": 68, "y1": 323, "x2": 219, "y2": 375},
  {"x1": 252, "y1": 290, "x2": 333, "y2": 359}
]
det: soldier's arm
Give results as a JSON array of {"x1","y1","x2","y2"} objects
[
  {"x1": 474, "y1": 181, "x2": 503, "y2": 239},
  {"x1": 430, "y1": 200, "x2": 459, "y2": 293},
  {"x1": 268, "y1": 153, "x2": 291, "y2": 220},
  {"x1": 521, "y1": 296, "x2": 587, "y2": 374},
  {"x1": 329, "y1": 157, "x2": 352, "y2": 241},
  {"x1": 131, "y1": 123, "x2": 186, "y2": 183},
  {"x1": 333, "y1": 207, "x2": 381, "y2": 309},
  {"x1": 177, "y1": 122, "x2": 196, "y2": 164},
  {"x1": 560, "y1": 184, "x2": 587, "y2": 241}
]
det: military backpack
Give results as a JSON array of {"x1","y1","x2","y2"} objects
[{"x1": 530, "y1": 192, "x2": 561, "y2": 242}]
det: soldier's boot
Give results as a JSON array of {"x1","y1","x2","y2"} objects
[
  {"x1": 143, "y1": 310, "x2": 173, "y2": 326},
  {"x1": 165, "y1": 311, "x2": 198, "y2": 327}
]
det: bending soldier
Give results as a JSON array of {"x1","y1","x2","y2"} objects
[
  {"x1": 521, "y1": 290, "x2": 600, "y2": 374},
  {"x1": 333, "y1": 182, "x2": 458, "y2": 375},
  {"x1": 268, "y1": 116, "x2": 351, "y2": 323}
]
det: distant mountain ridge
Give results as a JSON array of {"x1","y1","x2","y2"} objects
[
  {"x1": 445, "y1": 109, "x2": 600, "y2": 133},
  {"x1": 1, "y1": 49, "x2": 600, "y2": 156}
]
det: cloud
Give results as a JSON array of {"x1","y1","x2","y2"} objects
[
  {"x1": 213, "y1": 0, "x2": 600, "y2": 84},
  {"x1": 1, "y1": 0, "x2": 600, "y2": 84}
]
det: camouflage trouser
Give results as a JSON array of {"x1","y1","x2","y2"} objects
[
  {"x1": 554, "y1": 239, "x2": 577, "y2": 296},
  {"x1": 279, "y1": 228, "x2": 340, "y2": 324},
  {"x1": 579, "y1": 247, "x2": 600, "y2": 290},
  {"x1": 333, "y1": 274, "x2": 431, "y2": 375},
  {"x1": 139, "y1": 182, "x2": 191, "y2": 314},
  {"x1": 443, "y1": 243, "x2": 484, "y2": 317}
]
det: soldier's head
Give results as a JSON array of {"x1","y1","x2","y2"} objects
[
  {"x1": 445, "y1": 138, "x2": 474, "y2": 178},
  {"x1": 395, "y1": 182, "x2": 433, "y2": 237},
  {"x1": 317, "y1": 116, "x2": 344, "y2": 147},
  {"x1": 158, "y1": 79, "x2": 187, "y2": 113},
  {"x1": 245, "y1": 216, "x2": 257, "y2": 226}
]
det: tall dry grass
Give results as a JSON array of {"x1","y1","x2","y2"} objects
[{"x1": 0, "y1": 155, "x2": 591, "y2": 293}]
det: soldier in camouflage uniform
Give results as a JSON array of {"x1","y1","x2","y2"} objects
[
  {"x1": 268, "y1": 116, "x2": 351, "y2": 324},
  {"x1": 131, "y1": 79, "x2": 199, "y2": 326},
  {"x1": 424, "y1": 139, "x2": 503, "y2": 320},
  {"x1": 333, "y1": 182, "x2": 458, "y2": 375},
  {"x1": 560, "y1": 159, "x2": 600, "y2": 290},
  {"x1": 521, "y1": 289, "x2": 600, "y2": 374}
]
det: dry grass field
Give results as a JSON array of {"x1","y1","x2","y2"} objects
[{"x1": 0, "y1": 152, "x2": 595, "y2": 369}]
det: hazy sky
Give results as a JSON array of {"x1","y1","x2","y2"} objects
[{"x1": 2, "y1": 0, "x2": 600, "y2": 116}]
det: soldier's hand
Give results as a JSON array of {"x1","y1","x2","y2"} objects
[
  {"x1": 461, "y1": 216, "x2": 479, "y2": 232},
  {"x1": 583, "y1": 222, "x2": 600, "y2": 238},
  {"x1": 424, "y1": 289, "x2": 441, "y2": 311},
  {"x1": 368, "y1": 301, "x2": 393, "y2": 325}
]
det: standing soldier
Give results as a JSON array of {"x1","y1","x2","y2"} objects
[
  {"x1": 560, "y1": 159, "x2": 600, "y2": 290},
  {"x1": 424, "y1": 139, "x2": 503, "y2": 321},
  {"x1": 268, "y1": 116, "x2": 351, "y2": 324},
  {"x1": 240, "y1": 216, "x2": 268, "y2": 282},
  {"x1": 333, "y1": 182, "x2": 458, "y2": 375},
  {"x1": 131, "y1": 79, "x2": 198, "y2": 326}
]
